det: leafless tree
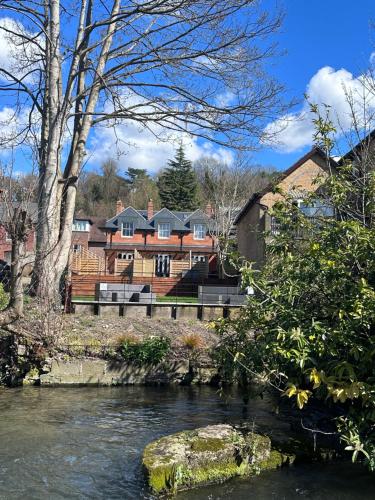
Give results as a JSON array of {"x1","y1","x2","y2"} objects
[
  {"x1": 0, "y1": 0, "x2": 286, "y2": 304},
  {"x1": 0, "y1": 162, "x2": 37, "y2": 329},
  {"x1": 195, "y1": 156, "x2": 275, "y2": 275}
]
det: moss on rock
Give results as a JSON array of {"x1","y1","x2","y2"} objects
[{"x1": 142, "y1": 424, "x2": 289, "y2": 495}]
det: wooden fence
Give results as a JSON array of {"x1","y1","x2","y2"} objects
[
  {"x1": 71, "y1": 247, "x2": 105, "y2": 274},
  {"x1": 133, "y1": 258, "x2": 154, "y2": 277},
  {"x1": 70, "y1": 273, "x2": 236, "y2": 298}
]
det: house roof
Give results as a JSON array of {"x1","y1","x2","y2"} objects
[
  {"x1": 0, "y1": 202, "x2": 38, "y2": 223},
  {"x1": 234, "y1": 147, "x2": 337, "y2": 225},
  {"x1": 73, "y1": 212, "x2": 107, "y2": 242},
  {"x1": 104, "y1": 205, "x2": 211, "y2": 233},
  {"x1": 87, "y1": 216, "x2": 107, "y2": 242},
  {"x1": 339, "y1": 129, "x2": 375, "y2": 164}
]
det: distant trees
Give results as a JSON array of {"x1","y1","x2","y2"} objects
[
  {"x1": 194, "y1": 157, "x2": 276, "y2": 275},
  {"x1": 76, "y1": 160, "x2": 129, "y2": 217},
  {"x1": 158, "y1": 146, "x2": 199, "y2": 211},
  {"x1": 126, "y1": 168, "x2": 160, "y2": 211},
  {"x1": 76, "y1": 162, "x2": 159, "y2": 216}
]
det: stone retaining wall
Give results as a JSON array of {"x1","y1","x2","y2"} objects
[
  {"x1": 39, "y1": 358, "x2": 219, "y2": 386},
  {"x1": 73, "y1": 301, "x2": 241, "y2": 320}
]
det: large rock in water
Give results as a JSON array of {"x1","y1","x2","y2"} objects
[{"x1": 142, "y1": 424, "x2": 292, "y2": 495}]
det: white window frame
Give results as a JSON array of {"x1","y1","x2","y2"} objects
[
  {"x1": 117, "y1": 252, "x2": 134, "y2": 260},
  {"x1": 121, "y1": 221, "x2": 134, "y2": 238},
  {"x1": 72, "y1": 220, "x2": 89, "y2": 232},
  {"x1": 5, "y1": 230, "x2": 11, "y2": 242},
  {"x1": 192, "y1": 254, "x2": 207, "y2": 263},
  {"x1": 158, "y1": 223, "x2": 171, "y2": 239},
  {"x1": 193, "y1": 223, "x2": 206, "y2": 240}
]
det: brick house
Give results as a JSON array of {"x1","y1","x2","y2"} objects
[
  {"x1": 235, "y1": 147, "x2": 337, "y2": 268},
  {"x1": 103, "y1": 199, "x2": 218, "y2": 278},
  {"x1": 72, "y1": 215, "x2": 107, "y2": 258},
  {"x1": 0, "y1": 202, "x2": 37, "y2": 265}
]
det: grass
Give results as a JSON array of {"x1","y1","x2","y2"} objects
[
  {"x1": 156, "y1": 296, "x2": 198, "y2": 303},
  {"x1": 72, "y1": 295, "x2": 199, "y2": 303},
  {"x1": 72, "y1": 295, "x2": 95, "y2": 301}
]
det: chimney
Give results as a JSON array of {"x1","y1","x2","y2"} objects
[
  {"x1": 147, "y1": 198, "x2": 154, "y2": 220},
  {"x1": 205, "y1": 202, "x2": 213, "y2": 218},
  {"x1": 116, "y1": 200, "x2": 123, "y2": 214}
]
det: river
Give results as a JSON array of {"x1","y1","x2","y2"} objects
[{"x1": 0, "y1": 386, "x2": 374, "y2": 499}]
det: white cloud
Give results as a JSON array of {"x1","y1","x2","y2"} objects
[
  {"x1": 215, "y1": 90, "x2": 236, "y2": 108},
  {"x1": 88, "y1": 121, "x2": 233, "y2": 173},
  {"x1": 264, "y1": 66, "x2": 375, "y2": 153},
  {"x1": 0, "y1": 17, "x2": 41, "y2": 83},
  {"x1": 87, "y1": 90, "x2": 233, "y2": 173}
]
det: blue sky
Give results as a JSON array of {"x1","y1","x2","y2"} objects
[
  {"x1": 0, "y1": 1, "x2": 374, "y2": 175},
  {"x1": 253, "y1": 0, "x2": 375, "y2": 170}
]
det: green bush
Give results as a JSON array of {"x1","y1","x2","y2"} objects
[
  {"x1": 119, "y1": 336, "x2": 171, "y2": 364},
  {"x1": 216, "y1": 108, "x2": 375, "y2": 469}
]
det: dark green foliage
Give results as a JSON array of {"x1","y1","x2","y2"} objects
[
  {"x1": 158, "y1": 145, "x2": 199, "y2": 211},
  {"x1": 119, "y1": 336, "x2": 171, "y2": 364}
]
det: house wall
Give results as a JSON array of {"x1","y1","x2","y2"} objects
[
  {"x1": 108, "y1": 229, "x2": 214, "y2": 249},
  {"x1": 236, "y1": 153, "x2": 330, "y2": 266},
  {"x1": 72, "y1": 230, "x2": 106, "y2": 259},
  {"x1": 260, "y1": 154, "x2": 329, "y2": 208},
  {"x1": 72, "y1": 231, "x2": 89, "y2": 250},
  {"x1": 110, "y1": 230, "x2": 146, "y2": 245},
  {"x1": 87, "y1": 243, "x2": 106, "y2": 258},
  {"x1": 0, "y1": 225, "x2": 35, "y2": 262}
]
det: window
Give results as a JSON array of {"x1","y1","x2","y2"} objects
[
  {"x1": 193, "y1": 223, "x2": 206, "y2": 240},
  {"x1": 73, "y1": 244, "x2": 82, "y2": 253},
  {"x1": 72, "y1": 220, "x2": 89, "y2": 232},
  {"x1": 192, "y1": 255, "x2": 207, "y2": 263},
  {"x1": 117, "y1": 252, "x2": 134, "y2": 260},
  {"x1": 121, "y1": 221, "x2": 134, "y2": 237},
  {"x1": 158, "y1": 223, "x2": 170, "y2": 239},
  {"x1": 5, "y1": 231, "x2": 11, "y2": 242}
]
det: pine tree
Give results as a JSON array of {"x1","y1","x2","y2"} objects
[{"x1": 158, "y1": 145, "x2": 199, "y2": 211}]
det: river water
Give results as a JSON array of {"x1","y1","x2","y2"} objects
[{"x1": 0, "y1": 386, "x2": 374, "y2": 499}]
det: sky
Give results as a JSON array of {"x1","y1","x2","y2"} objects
[
  {"x1": 254, "y1": 0, "x2": 375, "y2": 170},
  {"x1": 0, "y1": 1, "x2": 375, "y2": 175}
]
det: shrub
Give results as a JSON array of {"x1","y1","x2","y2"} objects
[
  {"x1": 216, "y1": 109, "x2": 375, "y2": 469},
  {"x1": 119, "y1": 336, "x2": 171, "y2": 364},
  {"x1": 115, "y1": 333, "x2": 139, "y2": 347},
  {"x1": 181, "y1": 333, "x2": 204, "y2": 350}
]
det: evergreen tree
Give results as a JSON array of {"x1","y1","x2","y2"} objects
[{"x1": 158, "y1": 145, "x2": 199, "y2": 211}]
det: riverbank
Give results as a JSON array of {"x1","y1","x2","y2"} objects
[{"x1": 2, "y1": 313, "x2": 222, "y2": 386}]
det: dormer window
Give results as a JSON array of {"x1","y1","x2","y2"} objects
[
  {"x1": 158, "y1": 223, "x2": 170, "y2": 239},
  {"x1": 193, "y1": 223, "x2": 206, "y2": 240},
  {"x1": 72, "y1": 219, "x2": 89, "y2": 232},
  {"x1": 122, "y1": 221, "x2": 134, "y2": 237}
]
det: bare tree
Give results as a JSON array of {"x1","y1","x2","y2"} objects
[
  {"x1": 0, "y1": 0, "x2": 286, "y2": 303},
  {"x1": 0, "y1": 163, "x2": 37, "y2": 328},
  {"x1": 195, "y1": 156, "x2": 275, "y2": 275}
]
